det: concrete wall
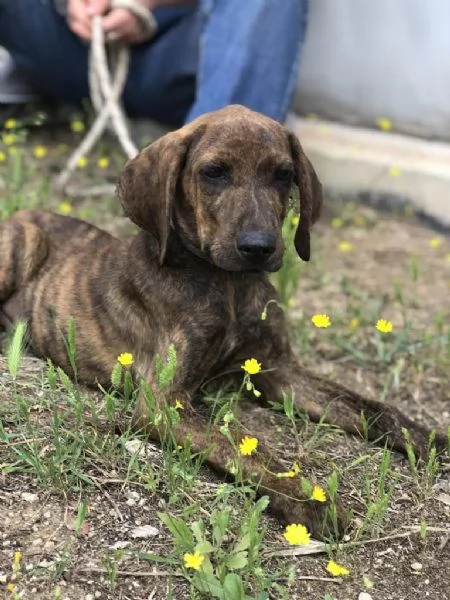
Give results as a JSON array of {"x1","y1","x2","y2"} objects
[{"x1": 294, "y1": 0, "x2": 450, "y2": 142}]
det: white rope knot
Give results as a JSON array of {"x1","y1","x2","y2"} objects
[{"x1": 55, "y1": 2, "x2": 157, "y2": 196}]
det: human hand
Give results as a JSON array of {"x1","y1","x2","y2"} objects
[
  {"x1": 67, "y1": 0, "x2": 154, "y2": 44},
  {"x1": 102, "y1": 2, "x2": 153, "y2": 44}
]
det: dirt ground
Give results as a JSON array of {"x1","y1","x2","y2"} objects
[{"x1": 0, "y1": 129, "x2": 449, "y2": 599}]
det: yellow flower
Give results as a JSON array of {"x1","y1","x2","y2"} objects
[
  {"x1": 429, "y1": 237, "x2": 442, "y2": 249},
  {"x1": 283, "y1": 523, "x2": 310, "y2": 545},
  {"x1": 376, "y1": 319, "x2": 393, "y2": 333},
  {"x1": 174, "y1": 399, "x2": 184, "y2": 410},
  {"x1": 97, "y1": 156, "x2": 110, "y2": 169},
  {"x1": 183, "y1": 550, "x2": 204, "y2": 570},
  {"x1": 33, "y1": 145, "x2": 47, "y2": 159},
  {"x1": 6, "y1": 583, "x2": 15, "y2": 592},
  {"x1": 326, "y1": 559, "x2": 350, "y2": 577},
  {"x1": 71, "y1": 119, "x2": 85, "y2": 133},
  {"x1": 291, "y1": 215, "x2": 300, "y2": 226},
  {"x1": 311, "y1": 314, "x2": 331, "y2": 328},
  {"x1": 331, "y1": 217, "x2": 343, "y2": 229},
  {"x1": 14, "y1": 551, "x2": 22, "y2": 564},
  {"x1": 77, "y1": 156, "x2": 88, "y2": 168},
  {"x1": 117, "y1": 352, "x2": 134, "y2": 367},
  {"x1": 58, "y1": 202, "x2": 72, "y2": 215},
  {"x1": 376, "y1": 117, "x2": 393, "y2": 131},
  {"x1": 3, "y1": 133, "x2": 17, "y2": 145},
  {"x1": 350, "y1": 318, "x2": 359, "y2": 329},
  {"x1": 338, "y1": 241, "x2": 353, "y2": 252},
  {"x1": 277, "y1": 462, "x2": 300, "y2": 478},
  {"x1": 311, "y1": 485, "x2": 327, "y2": 502},
  {"x1": 388, "y1": 166, "x2": 401, "y2": 177},
  {"x1": 0, "y1": 150, "x2": 6, "y2": 162},
  {"x1": 241, "y1": 358, "x2": 261, "y2": 375},
  {"x1": 239, "y1": 436, "x2": 258, "y2": 456},
  {"x1": 4, "y1": 118, "x2": 17, "y2": 129}
]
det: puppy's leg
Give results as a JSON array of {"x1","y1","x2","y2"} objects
[
  {"x1": 0, "y1": 219, "x2": 49, "y2": 301},
  {"x1": 286, "y1": 361, "x2": 448, "y2": 457},
  {"x1": 133, "y1": 387, "x2": 347, "y2": 540}
]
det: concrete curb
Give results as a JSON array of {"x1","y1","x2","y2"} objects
[{"x1": 287, "y1": 114, "x2": 450, "y2": 230}]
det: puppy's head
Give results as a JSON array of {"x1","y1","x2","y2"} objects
[{"x1": 117, "y1": 105, "x2": 322, "y2": 270}]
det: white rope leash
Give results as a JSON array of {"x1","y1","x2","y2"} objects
[{"x1": 54, "y1": 3, "x2": 157, "y2": 196}]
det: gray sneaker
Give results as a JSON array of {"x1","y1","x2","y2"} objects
[{"x1": 0, "y1": 48, "x2": 41, "y2": 103}]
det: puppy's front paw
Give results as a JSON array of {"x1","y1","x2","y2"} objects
[{"x1": 267, "y1": 479, "x2": 348, "y2": 540}]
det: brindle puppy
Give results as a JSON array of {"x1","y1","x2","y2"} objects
[{"x1": 0, "y1": 105, "x2": 446, "y2": 538}]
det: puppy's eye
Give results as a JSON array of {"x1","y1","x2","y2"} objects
[
  {"x1": 200, "y1": 165, "x2": 227, "y2": 180},
  {"x1": 275, "y1": 167, "x2": 294, "y2": 183}
]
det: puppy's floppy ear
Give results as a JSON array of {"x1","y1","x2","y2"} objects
[
  {"x1": 287, "y1": 132, "x2": 323, "y2": 261},
  {"x1": 117, "y1": 125, "x2": 205, "y2": 264}
]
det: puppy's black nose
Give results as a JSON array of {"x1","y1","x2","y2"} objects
[{"x1": 236, "y1": 231, "x2": 276, "y2": 260}]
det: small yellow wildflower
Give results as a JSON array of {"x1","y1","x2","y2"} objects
[
  {"x1": 241, "y1": 358, "x2": 261, "y2": 375},
  {"x1": 350, "y1": 318, "x2": 359, "y2": 329},
  {"x1": 376, "y1": 117, "x2": 393, "y2": 131},
  {"x1": 388, "y1": 166, "x2": 401, "y2": 177},
  {"x1": 97, "y1": 156, "x2": 110, "y2": 169},
  {"x1": 4, "y1": 118, "x2": 17, "y2": 129},
  {"x1": 0, "y1": 150, "x2": 6, "y2": 161},
  {"x1": 283, "y1": 523, "x2": 310, "y2": 545},
  {"x1": 58, "y1": 202, "x2": 72, "y2": 215},
  {"x1": 239, "y1": 436, "x2": 258, "y2": 456},
  {"x1": 3, "y1": 133, "x2": 17, "y2": 145},
  {"x1": 33, "y1": 145, "x2": 47, "y2": 159},
  {"x1": 277, "y1": 462, "x2": 300, "y2": 478},
  {"x1": 6, "y1": 583, "x2": 15, "y2": 592},
  {"x1": 326, "y1": 559, "x2": 350, "y2": 577},
  {"x1": 311, "y1": 314, "x2": 331, "y2": 328},
  {"x1": 71, "y1": 119, "x2": 85, "y2": 133},
  {"x1": 183, "y1": 550, "x2": 204, "y2": 570},
  {"x1": 291, "y1": 215, "x2": 299, "y2": 226},
  {"x1": 429, "y1": 237, "x2": 442, "y2": 249},
  {"x1": 117, "y1": 352, "x2": 134, "y2": 367},
  {"x1": 311, "y1": 485, "x2": 327, "y2": 502},
  {"x1": 175, "y1": 399, "x2": 184, "y2": 410},
  {"x1": 77, "y1": 156, "x2": 88, "y2": 168},
  {"x1": 338, "y1": 241, "x2": 353, "y2": 252},
  {"x1": 376, "y1": 319, "x2": 393, "y2": 333},
  {"x1": 14, "y1": 551, "x2": 22, "y2": 564},
  {"x1": 331, "y1": 217, "x2": 343, "y2": 229}
]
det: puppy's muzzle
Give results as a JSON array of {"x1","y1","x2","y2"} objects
[{"x1": 236, "y1": 231, "x2": 276, "y2": 264}]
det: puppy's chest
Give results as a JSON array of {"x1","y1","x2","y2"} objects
[{"x1": 180, "y1": 279, "x2": 268, "y2": 364}]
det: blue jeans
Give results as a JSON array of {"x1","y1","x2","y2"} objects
[{"x1": 0, "y1": 0, "x2": 308, "y2": 125}]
